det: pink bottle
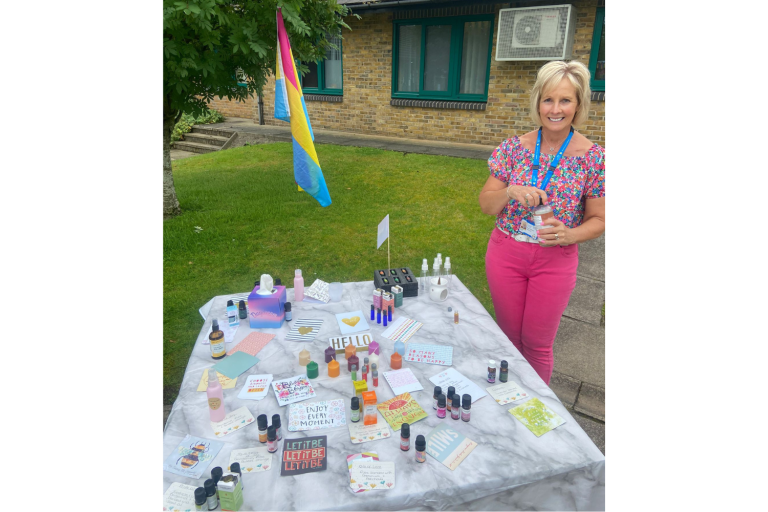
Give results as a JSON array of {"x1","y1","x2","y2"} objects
[
  {"x1": 294, "y1": 269, "x2": 304, "y2": 302},
  {"x1": 207, "y1": 369, "x2": 226, "y2": 422}
]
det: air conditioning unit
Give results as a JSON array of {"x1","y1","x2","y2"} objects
[{"x1": 495, "y1": 4, "x2": 576, "y2": 61}]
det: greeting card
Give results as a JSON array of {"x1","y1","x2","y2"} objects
[
  {"x1": 383, "y1": 368, "x2": 423, "y2": 395},
  {"x1": 349, "y1": 460, "x2": 395, "y2": 490},
  {"x1": 271, "y1": 374, "x2": 317, "y2": 406},
  {"x1": 428, "y1": 368, "x2": 487, "y2": 403},
  {"x1": 286, "y1": 319, "x2": 324, "y2": 342},
  {"x1": 280, "y1": 436, "x2": 328, "y2": 476},
  {"x1": 381, "y1": 316, "x2": 423, "y2": 343},
  {"x1": 347, "y1": 452, "x2": 379, "y2": 494},
  {"x1": 288, "y1": 399, "x2": 346, "y2": 431},
  {"x1": 376, "y1": 392, "x2": 427, "y2": 431},
  {"x1": 229, "y1": 447, "x2": 272, "y2": 473},
  {"x1": 211, "y1": 351, "x2": 259, "y2": 379},
  {"x1": 197, "y1": 371, "x2": 237, "y2": 391},
  {"x1": 335, "y1": 310, "x2": 370, "y2": 335},
  {"x1": 163, "y1": 435, "x2": 224, "y2": 479},
  {"x1": 348, "y1": 419, "x2": 391, "y2": 444},
  {"x1": 237, "y1": 374, "x2": 274, "y2": 401},
  {"x1": 163, "y1": 482, "x2": 197, "y2": 512},
  {"x1": 305, "y1": 279, "x2": 331, "y2": 303},
  {"x1": 227, "y1": 332, "x2": 275, "y2": 356},
  {"x1": 425, "y1": 423, "x2": 477, "y2": 471},
  {"x1": 508, "y1": 397, "x2": 566, "y2": 437},
  {"x1": 486, "y1": 381, "x2": 529, "y2": 406},
  {"x1": 210, "y1": 406, "x2": 255, "y2": 438},
  {"x1": 404, "y1": 343, "x2": 453, "y2": 366}
]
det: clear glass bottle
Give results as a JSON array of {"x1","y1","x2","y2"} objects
[{"x1": 420, "y1": 258, "x2": 429, "y2": 292}]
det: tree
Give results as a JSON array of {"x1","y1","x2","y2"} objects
[{"x1": 163, "y1": 0, "x2": 353, "y2": 217}]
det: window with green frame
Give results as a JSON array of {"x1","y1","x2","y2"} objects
[
  {"x1": 588, "y1": 7, "x2": 605, "y2": 91},
  {"x1": 392, "y1": 14, "x2": 494, "y2": 102},
  {"x1": 301, "y1": 35, "x2": 343, "y2": 95}
]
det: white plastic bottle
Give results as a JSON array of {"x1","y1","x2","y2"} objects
[{"x1": 294, "y1": 269, "x2": 304, "y2": 302}]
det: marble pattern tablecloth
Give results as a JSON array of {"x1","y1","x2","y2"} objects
[{"x1": 164, "y1": 277, "x2": 605, "y2": 510}]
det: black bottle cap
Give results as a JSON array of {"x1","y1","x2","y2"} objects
[
  {"x1": 230, "y1": 462, "x2": 241, "y2": 474},
  {"x1": 204, "y1": 479, "x2": 216, "y2": 496},
  {"x1": 462, "y1": 394, "x2": 471, "y2": 408},
  {"x1": 195, "y1": 487, "x2": 207, "y2": 504},
  {"x1": 351, "y1": 396, "x2": 359, "y2": 409},
  {"x1": 211, "y1": 466, "x2": 223, "y2": 482},
  {"x1": 452, "y1": 394, "x2": 460, "y2": 407},
  {"x1": 211, "y1": 319, "x2": 219, "y2": 331},
  {"x1": 438, "y1": 394, "x2": 446, "y2": 408},
  {"x1": 401, "y1": 422, "x2": 410, "y2": 437},
  {"x1": 238, "y1": 300, "x2": 246, "y2": 309},
  {"x1": 447, "y1": 386, "x2": 455, "y2": 399},
  {"x1": 275, "y1": 278, "x2": 282, "y2": 285},
  {"x1": 227, "y1": 299, "x2": 234, "y2": 306},
  {"x1": 272, "y1": 414, "x2": 281, "y2": 428},
  {"x1": 267, "y1": 425, "x2": 276, "y2": 441},
  {"x1": 285, "y1": 302, "x2": 291, "y2": 312},
  {"x1": 257, "y1": 414, "x2": 268, "y2": 430},
  {"x1": 433, "y1": 385, "x2": 442, "y2": 397},
  {"x1": 415, "y1": 435, "x2": 426, "y2": 450},
  {"x1": 501, "y1": 360, "x2": 508, "y2": 369}
]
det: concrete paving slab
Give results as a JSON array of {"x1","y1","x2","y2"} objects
[
  {"x1": 577, "y1": 233, "x2": 605, "y2": 281},
  {"x1": 563, "y1": 275, "x2": 605, "y2": 326},
  {"x1": 568, "y1": 408, "x2": 605, "y2": 455},
  {"x1": 574, "y1": 382, "x2": 605, "y2": 421},
  {"x1": 550, "y1": 371, "x2": 581, "y2": 408},
  {"x1": 553, "y1": 317, "x2": 605, "y2": 387},
  {"x1": 171, "y1": 149, "x2": 198, "y2": 161}
]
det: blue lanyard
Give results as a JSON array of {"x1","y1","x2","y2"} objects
[{"x1": 532, "y1": 127, "x2": 574, "y2": 191}]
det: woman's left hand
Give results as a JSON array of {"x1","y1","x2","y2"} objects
[{"x1": 537, "y1": 217, "x2": 574, "y2": 246}]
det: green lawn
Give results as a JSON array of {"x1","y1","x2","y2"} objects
[{"x1": 164, "y1": 143, "x2": 497, "y2": 405}]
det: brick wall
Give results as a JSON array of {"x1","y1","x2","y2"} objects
[{"x1": 208, "y1": 0, "x2": 605, "y2": 147}]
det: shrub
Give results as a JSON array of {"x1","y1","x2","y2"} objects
[{"x1": 171, "y1": 109, "x2": 225, "y2": 142}]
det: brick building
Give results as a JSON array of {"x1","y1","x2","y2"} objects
[{"x1": 208, "y1": 0, "x2": 605, "y2": 147}]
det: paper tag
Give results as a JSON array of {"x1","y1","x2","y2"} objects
[{"x1": 519, "y1": 219, "x2": 538, "y2": 239}]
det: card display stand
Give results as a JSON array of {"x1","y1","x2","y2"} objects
[{"x1": 374, "y1": 267, "x2": 418, "y2": 297}]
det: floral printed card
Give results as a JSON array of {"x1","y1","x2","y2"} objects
[
  {"x1": 404, "y1": 343, "x2": 453, "y2": 366},
  {"x1": 383, "y1": 368, "x2": 424, "y2": 395},
  {"x1": 305, "y1": 279, "x2": 330, "y2": 303},
  {"x1": 210, "y1": 406, "x2": 255, "y2": 438},
  {"x1": 347, "y1": 452, "x2": 378, "y2": 494},
  {"x1": 229, "y1": 447, "x2": 272, "y2": 473},
  {"x1": 376, "y1": 392, "x2": 427, "y2": 431},
  {"x1": 486, "y1": 381, "x2": 529, "y2": 406},
  {"x1": 271, "y1": 374, "x2": 317, "y2": 406},
  {"x1": 237, "y1": 374, "x2": 273, "y2": 400},
  {"x1": 163, "y1": 435, "x2": 224, "y2": 479},
  {"x1": 349, "y1": 460, "x2": 395, "y2": 490},
  {"x1": 348, "y1": 418, "x2": 391, "y2": 444},
  {"x1": 508, "y1": 397, "x2": 566, "y2": 437},
  {"x1": 287, "y1": 399, "x2": 347, "y2": 431},
  {"x1": 163, "y1": 482, "x2": 197, "y2": 512}
]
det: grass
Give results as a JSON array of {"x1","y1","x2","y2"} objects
[{"x1": 164, "y1": 143, "x2": 497, "y2": 405}]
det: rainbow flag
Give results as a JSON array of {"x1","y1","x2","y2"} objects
[{"x1": 274, "y1": 8, "x2": 331, "y2": 207}]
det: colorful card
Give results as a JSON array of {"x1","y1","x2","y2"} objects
[
  {"x1": 288, "y1": 399, "x2": 347, "y2": 431},
  {"x1": 229, "y1": 447, "x2": 272, "y2": 473},
  {"x1": 377, "y1": 392, "x2": 427, "y2": 431},
  {"x1": 486, "y1": 381, "x2": 529, "y2": 405},
  {"x1": 271, "y1": 374, "x2": 317, "y2": 406},
  {"x1": 211, "y1": 351, "x2": 260, "y2": 379},
  {"x1": 335, "y1": 310, "x2": 371, "y2": 335},
  {"x1": 237, "y1": 374, "x2": 274, "y2": 400},
  {"x1": 197, "y1": 370, "x2": 237, "y2": 391},
  {"x1": 348, "y1": 418, "x2": 391, "y2": 444},
  {"x1": 329, "y1": 333, "x2": 373, "y2": 354},
  {"x1": 381, "y1": 316, "x2": 423, "y2": 343},
  {"x1": 383, "y1": 368, "x2": 423, "y2": 395},
  {"x1": 211, "y1": 405, "x2": 255, "y2": 438},
  {"x1": 163, "y1": 435, "x2": 224, "y2": 479},
  {"x1": 285, "y1": 319, "x2": 324, "y2": 342},
  {"x1": 426, "y1": 423, "x2": 477, "y2": 471},
  {"x1": 204, "y1": 318, "x2": 239, "y2": 344},
  {"x1": 227, "y1": 332, "x2": 275, "y2": 356},
  {"x1": 508, "y1": 397, "x2": 566, "y2": 437},
  {"x1": 349, "y1": 460, "x2": 395, "y2": 490},
  {"x1": 280, "y1": 435, "x2": 328, "y2": 476},
  {"x1": 163, "y1": 482, "x2": 198, "y2": 512},
  {"x1": 404, "y1": 343, "x2": 453, "y2": 366},
  {"x1": 347, "y1": 452, "x2": 379, "y2": 494},
  {"x1": 429, "y1": 368, "x2": 487, "y2": 403},
  {"x1": 305, "y1": 279, "x2": 331, "y2": 303}
]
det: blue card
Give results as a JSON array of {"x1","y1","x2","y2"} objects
[{"x1": 212, "y1": 351, "x2": 260, "y2": 379}]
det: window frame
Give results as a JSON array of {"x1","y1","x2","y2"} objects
[
  {"x1": 391, "y1": 14, "x2": 495, "y2": 102},
  {"x1": 588, "y1": 7, "x2": 605, "y2": 92},
  {"x1": 301, "y1": 37, "x2": 343, "y2": 96}
]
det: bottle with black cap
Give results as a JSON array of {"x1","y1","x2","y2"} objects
[
  {"x1": 203, "y1": 479, "x2": 218, "y2": 510},
  {"x1": 350, "y1": 396, "x2": 360, "y2": 422},
  {"x1": 284, "y1": 302, "x2": 292, "y2": 321},
  {"x1": 209, "y1": 319, "x2": 226, "y2": 360},
  {"x1": 451, "y1": 394, "x2": 461, "y2": 420},
  {"x1": 433, "y1": 385, "x2": 442, "y2": 410},
  {"x1": 446, "y1": 386, "x2": 455, "y2": 413},
  {"x1": 415, "y1": 435, "x2": 427, "y2": 463},
  {"x1": 272, "y1": 413, "x2": 282, "y2": 440},
  {"x1": 400, "y1": 422, "x2": 411, "y2": 451},
  {"x1": 226, "y1": 299, "x2": 238, "y2": 327},
  {"x1": 267, "y1": 425, "x2": 278, "y2": 453},
  {"x1": 238, "y1": 300, "x2": 247, "y2": 319},
  {"x1": 461, "y1": 394, "x2": 471, "y2": 422},
  {"x1": 230, "y1": 462, "x2": 243, "y2": 490},
  {"x1": 210, "y1": 467, "x2": 223, "y2": 503},
  {"x1": 194, "y1": 487, "x2": 207, "y2": 511},
  {"x1": 500, "y1": 360, "x2": 509, "y2": 382},
  {"x1": 257, "y1": 414, "x2": 268, "y2": 443}
]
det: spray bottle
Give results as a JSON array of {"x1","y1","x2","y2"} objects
[
  {"x1": 294, "y1": 269, "x2": 304, "y2": 302},
  {"x1": 207, "y1": 369, "x2": 226, "y2": 422},
  {"x1": 420, "y1": 258, "x2": 429, "y2": 292},
  {"x1": 209, "y1": 319, "x2": 226, "y2": 360}
]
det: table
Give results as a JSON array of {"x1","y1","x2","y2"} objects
[{"x1": 163, "y1": 277, "x2": 605, "y2": 510}]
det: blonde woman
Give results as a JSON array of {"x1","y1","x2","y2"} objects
[{"x1": 479, "y1": 61, "x2": 605, "y2": 384}]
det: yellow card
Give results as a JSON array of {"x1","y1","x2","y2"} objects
[{"x1": 197, "y1": 370, "x2": 238, "y2": 391}]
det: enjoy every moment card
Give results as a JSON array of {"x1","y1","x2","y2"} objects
[
  {"x1": 237, "y1": 374, "x2": 273, "y2": 400},
  {"x1": 281, "y1": 436, "x2": 328, "y2": 476},
  {"x1": 285, "y1": 319, "x2": 324, "y2": 342},
  {"x1": 381, "y1": 316, "x2": 423, "y2": 343},
  {"x1": 348, "y1": 417, "x2": 391, "y2": 444},
  {"x1": 197, "y1": 370, "x2": 237, "y2": 391},
  {"x1": 211, "y1": 351, "x2": 260, "y2": 379},
  {"x1": 377, "y1": 392, "x2": 427, "y2": 431},
  {"x1": 383, "y1": 368, "x2": 424, "y2": 395},
  {"x1": 426, "y1": 423, "x2": 477, "y2": 471},
  {"x1": 508, "y1": 397, "x2": 566, "y2": 437},
  {"x1": 272, "y1": 374, "x2": 317, "y2": 406},
  {"x1": 349, "y1": 460, "x2": 395, "y2": 490},
  {"x1": 429, "y1": 368, "x2": 487, "y2": 403},
  {"x1": 229, "y1": 447, "x2": 272, "y2": 473},
  {"x1": 211, "y1": 406, "x2": 255, "y2": 438},
  {"x1": 227, "y1": 332, "x2": 275, "y2": 356},
  {"x1": 486, "y1": 381, "x2": 529, "y2": 405},
  {"x1": 404, "y1": 343, "x2": 453, "y2": 366},
  {"x1": 287, "y1": 399, "x2": 347, "y2": 431},
  {"x1": 163, "y1": 482, "x2": 197, "y2": 512},
  {"x1": 347, "y1": 452, "x2": 379, "y2": 494},
  {"x1": 335, "y1": 310, "x2": 370, "y2": 335},
  {"x1": 163, "y1": 435, "x2": 224, "y2": 479}
]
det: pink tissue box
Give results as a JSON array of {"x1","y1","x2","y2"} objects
[{"x1": 247, "y1": 285, "x2": 286, "y2": 329}]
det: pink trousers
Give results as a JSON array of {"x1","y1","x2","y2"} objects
[{"x1": 485, "y1": 228, "x2": 579, "y2": 384}]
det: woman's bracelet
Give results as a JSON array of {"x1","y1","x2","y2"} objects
[{"x1": 506, "y1": 185, "x2": 513, "y2": 201}]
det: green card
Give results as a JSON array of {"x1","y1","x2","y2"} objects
[
  {"x1": 508, "y1": 397, "x2": 566, "y2": 437},
  {"x1": 212, "y1": 351, "x2": 260, "y2": 379}
]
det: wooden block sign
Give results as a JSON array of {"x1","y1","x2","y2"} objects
[{"x1": 329, "y1": 333, "x2": 372, "y2": 354}]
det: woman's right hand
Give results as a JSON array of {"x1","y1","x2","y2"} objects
[{"x1": 507, "y1": 185, "x2": 548, "y2": 207}]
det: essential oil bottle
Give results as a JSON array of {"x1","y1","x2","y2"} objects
[
  {"x1": 415, "y1": 435, "x2": 427, "y2": 463},
  {"x1": 209, "y1": 319, "x2": 226, "y2": 360},
  {"x1": 433, "y1": 386, "x2": 442, "y2": 410},
  {"x1": 446, "y1": 386, "x2": 455, "y2": 413},
  {"x1": 487, "y1": 360, "x2": 497, "y2": 383},
  {"x1": 437, "y1": 394, "x2": 446, "y2": 418},
  {"x1": 267, "y1": 426, "x2": 278, "y2": 453},
  {"x1": 400, "y1": 422, "x2": 411, "y2": 451},
  {"x1": 238, "y1": 300, "x2": 247, "y2": 319},
  {"x1": 351, "y1": 397, "x2": 360, "y2": 422},
  {"x1": 451, "y1": 395, "x2": 460, "y2": 420},
  {"x1": 194, "y1": 487, "x2": 207, "y2": 511},
  {"x1": 230, "y1": 462, "x2": 242, "y2": 490},
  {"x1": 204, "y1": 479, "x2": 217, "y2": 510},
  {"x1": 461, "y1": 394, "x2": 471, "y2": 422},
  {"x1": 500, "y1": 360, "x2": 509, "y2": 382},
  {"x1": 272, "y1": 414, "x2": 282, "y2": 441},
  {"x1": 284, "y1": 302, "x2": 292, "y2": 321},
  {"x1": 257, "y1": 414, "x2": 268, "y2": 443}
]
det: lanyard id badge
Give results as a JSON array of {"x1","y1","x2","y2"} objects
[{"x1": 531, "y1": 127, "x2": 574, "y2": 191}]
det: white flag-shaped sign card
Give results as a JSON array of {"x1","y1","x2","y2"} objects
[{"x1": 377, "y1": 214, "x2": 389, "y2": 249}]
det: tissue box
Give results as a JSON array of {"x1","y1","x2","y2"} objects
[{"x1": 247, "y1": 285, "x2": 286, "y2": 328}]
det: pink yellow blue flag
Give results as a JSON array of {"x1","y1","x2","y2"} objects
[{"x1": 274, "y1": 8, "x2": 332, "y2": 207}]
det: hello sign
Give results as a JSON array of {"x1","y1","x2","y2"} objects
[{"x1": 328, "y1": 333, "x2": 372, "y2": 354}]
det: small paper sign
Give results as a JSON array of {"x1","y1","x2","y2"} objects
[
  {"x1": 328, "y1": 332, "x2": 373, "y2": 354},
  {"x1": 237, "y1": 374, "x2": 273, "y2": 401},
  {"x1": 349, "y1": 460, "x2": 395, "y2": 490},
  {"x1": 347, "y1": 452, "x2": 379, "y2": 494},
  {"x1": 486, "y1": 381, "x2": 529, "y2": 405},
  {"x1": 229, "y1": 447, "x2": 272, "y2": 473},
  {"x1": 508, "y1": 397, "x2": 566, "y2": 437},
  {"x1": 210, "y1": 406, "x2": 255, "y2": 438},
  {"x1": 404, "y1": 343, "x2": 453, "y2": 366},
  {"x1": 163, "y1": 482, "x2": 197, "y2": 512},
  {"x1": 271, "y1": 375, "x2": 317, "y2": 406},
  {"x1": 348, "y1": 419, "x2": 392, "y2": 444},
  {"x1": 426, "y1": 423, "x2": 477, "y2": 471},
  {"x1": 287, "y1": 399, "x2": 347, "y2": 431},
  {"x1": 280, "y1": 435, "x2": 328, "y2": 476},
  {"x1": 428, "y1": 368, "x2": 487, "y2": 403},
  {"x1": 335, "y1": 310, "x2": 371, "y2": 335}
]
